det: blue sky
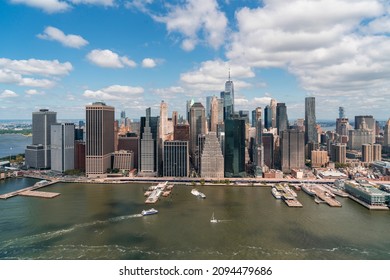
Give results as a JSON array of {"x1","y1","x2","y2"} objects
[{"x1": 1, "y1": 0, "x2": 390, "y2": 121}]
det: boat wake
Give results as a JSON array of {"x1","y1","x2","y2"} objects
[{"x1": 0, "y1": 213, "x2": 143, "y2": 250}]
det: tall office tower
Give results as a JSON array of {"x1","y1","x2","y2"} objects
[
  {"x1": 224, "y1": 118, "x2": 246, "y2": 177},
  {"x1": 113, "y1": 150, "x2": 134, "y2": 171},
  {"x1": 51, "y1": 123, "x2": 75, "y2": 173},
  {"x1": 159, "y1": 100, "x2": 168, "y2": 140},
  {"x1": 200, "y1": 132, "x2": 224, "y2": 178},
  {"x1": 270, "y1": 99, "x2": 277, "y2": 128},
  {"x1": 118, "y1": 134, "x2": 139, "y2": 170},
  {"x1": 225, "y1": 71, "x2": 235, "y2": 114},
  {"x1": 75, "y1": 127, "x2": 84, "y2": 141},
  {"x1": 348, "y1": 118, "x2": 374, "y2": 150},
  {"x1": 217, "y1": 98, "x2": 224, "y2": 123},
  {"x1": 139, "y1": 108, "x2": 159, "y2": 176},
  {"x1": 336, "y1": 118, "x2": 351, "y2": 136},
  {"x1": 221, "y1": 90, "x2": 233, "y2": 120},
  {"x1": 253, "y1": 107, "x2": 264, "y2": 176},
  {"x1": 186, "y1": 99, "x2": 194, "y2": 122},
  {"x1": 163, "y1": 141, "x2": 189, "y2": 177},
  {"x1": 206, "y1": 96, "x2": 213, "y2": 119},
  {"x1": 355, "y1": 115, "x2": 376, "y2": 143},
  {"x1": 276, "y1": 103, "x2": 288, "y2": 135},
  {"x1": 174, "y1": 123, "x2": 190, "y2": 141},
  {"x1": 264, "y1": 105, "x2": 272, "y2": 130},
  {"x1": 384, "y1": 119, "x2": 390, "y2": 147},
  {"x1": 25, "y1": 109, "x2": 57, "y2": 169},
  {"x1": 251, "y1": 107, "x2": 262, "y2": 128},
  {"x1": 280, "y1": 129, "x2": 305, "y2": 173},
  {"x1": 120, "y1": 110, "x2": 126, "y2": 126},
  {"x1": 74, "y1": 140, "x2": 85, "y2": 171},
  {"x1": 305, "y1": 97, "x2": 317, "y2": 144},
  {"x1": 85, "y1": 102, "x2": 114, "y2": 177},
  {"x1": 339, "y1": 107, "x2": 345, "y2": 119},
  {"x1": 331, "y1": 143, "x2": 347, "y2": 164},
  {"x1": 262, "y1": 133, "x2": 274, "y2": 169},
  {"x1": 172, "y1": 111, "x2": 178, "y2": 127},
  {"x1": 210, "y1": 96, "x2": 219, "y2": 132},
  {"x1": 189, "y1": 102, "x2": 206, "y2": 159},
  {"x1": 238, "y1": 110, "x2": 249, "y2": 125}
]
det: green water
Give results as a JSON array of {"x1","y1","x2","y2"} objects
[{"x1": 0, "y1": 180, "x2": 389, "y2": 260}]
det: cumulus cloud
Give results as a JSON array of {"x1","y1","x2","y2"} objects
[
  {"x1": 83, "y1": 85, "x2": 144, "y2": 100},
  {"x1": 0, "y1": 90, "x2": 18, "y2": 98},
  {"x1": 37, "y1": 26, "x2": 89, "y2": 48},
  {"x1": 227, "y1": 0, "x2": 390, "y2": 103},
  {"x1": 86, "y1": 49, "x2": 137, "y2": 68},
  {"x1": 180, "y1": 59, "x2": 254, "y2": 92},
  {"x1": 142, "y1": 58, "x2": 157, "y2": 68},
  {"x1": 25, "y1": 89, "x2": 44, "y2": 95},
  {"x1": 0, "y1": 58, "x2": 72, "y2": 89},
  {"x1": 10, "y1": 0, "x2": 71, "y2": 13},
  {"x1": 10, "y1": 0, "x2": 115, "y2": 13},
  {"x1": 152, "y1": 0, "x2": 227, "y2": 51}
]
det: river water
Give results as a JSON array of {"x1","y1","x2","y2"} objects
[
  {"x1": 0, "y1": 179, "x2": 389, "y2": 260},
  {"x1": 0, "y1": 134, "x2": 31, "y2": 158}
]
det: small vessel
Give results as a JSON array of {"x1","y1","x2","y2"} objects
[
  {"x1": 271, "y1": 187, "x2": 282, "y2": 199},
  {"x1": 191, "y1": 188, "x2": 206, "y2": 199},
  {"x1": 210, "y1": 212, "x2": 218, "y2": 223},
  {"x1": 141, "y1": 208, "x2": 158, "y2": 216}
]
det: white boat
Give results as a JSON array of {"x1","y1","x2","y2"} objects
[
  {"x1": 271, "y1": 187, "x2": 282, "y2": 199},
  {"x1": 210, "y1": 212, "x2": 218, "y2": 223},
  {"x1": 191, "y1": 188, "x2": 206, "y2": 199},
  {"x1": 141, "y1": 208, "x2": 158, "y2": 216}
]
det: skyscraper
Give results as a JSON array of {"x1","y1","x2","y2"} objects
[
  {"x1": 221, "y1": 91, "x2": 233, "y2": 120},
  {"x1": 159, "y1": 100, "x2": 168, "y2": 140},
  {"x1": 264, "y1": 105, "x2": 272, "y2": 130},
  {"x1": 270, "y1": 99, "x2": 277, "y2": 128},
  {"x1": 25, "y1": 109, "x2": 57, "y2": 169},
  {"x1": 331, "y1": 143, "x2": 347, "y2": 164},
  {"x1": 280, "y1": 129, "x2": 305, "y2": 173},
  {"x1": 51, "y1": 123, "x2": 75, "y2": 173},
  {"x1": 225, "y1": 72, "x2": 234, "y2": 114},
  {"x1": 305, "y1": 97, "x2": 317, "y2": 144},
  {"x1": 189, "y1": 102, "x2": 206, "y2": 160},
  {"x1": 210, "y1": 96, "x2": 219, "y2": 132},
  {"x1": 200, "y1": 132, "x2": 224, "y2": 178},
  {"x1": 224, "y1": 118, "x2": 246, "y2": 177},
  {"x1": 140, "y1": 108, "x2": 159, "y2": 176},
  {"x1": 348, "y1": 118, "x2": 374, "y2": 150},
  {"x1": 85, "y1": 102, "x2": 115, "y2": 177},
  {"x1": 163, "y1": 141, "x2": 189, "y2": 177},
  {"x1": 276, "y1": 103, "x2": 288, "y2": 134},
  {"x1": 384, "y1": 119, "x2": 390, "y2": 147}
]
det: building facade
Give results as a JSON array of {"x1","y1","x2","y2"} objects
[
  {"x1": 162, "y1": 141, "x2": 189, "y2": 177},
  {"x1": 224, "y1": 119, "x2": 246, "y2": 177},
  {"x1": 200, "y1": 132, "x2": 224, "y2": 178},
  {"x1": 280, "y1": 129, "x2": 305, "y2": 173},
  {"x1": 276, "y1": 103, "x2": 288, "y2": 135},
  {"x1": 51, "y1": 123, "x2": 75, "y2": 173},
  {"x1": 305, "y1": 97, "x2": 317, "y2": 144},
  {"x1": 85, "y1": 102, "x2": 115, "y2": 177}
]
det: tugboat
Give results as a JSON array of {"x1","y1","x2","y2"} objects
[{"x1": 141, "y1": 208, "x2": 159, "y2": 216}]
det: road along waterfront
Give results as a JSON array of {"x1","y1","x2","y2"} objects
[{"x1": 0, "y1": 178, "x2": 390, "y2": 260}]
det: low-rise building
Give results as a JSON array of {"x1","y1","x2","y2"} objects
[{"x1": 344, "y1": 180, "x2": 390, "y2": 206}]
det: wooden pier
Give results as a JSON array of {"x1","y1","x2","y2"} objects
[{"x1": 0, "y1": 180, "x2": 59, "y2": 200}]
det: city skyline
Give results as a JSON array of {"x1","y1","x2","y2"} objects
[{"x1": 1, "y1": 0, "x2": 390, "y2": 121}]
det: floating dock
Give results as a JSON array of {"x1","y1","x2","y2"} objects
[
  {"x1": 19, "y1": 190, "x2": 60, "y2": 198},
  {"x1": 0, "y1": 180, "x2": 59, "y2": 200},
  {"x1": 276, "y1": 184, "x2": 303, "y2": 207}
]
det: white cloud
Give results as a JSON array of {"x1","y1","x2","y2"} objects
[
  {"x1": 0, "y1": 58, "x2": 72, "y2": 76},
  {"x1": 180, "y1": 59, "x2": 254, "y2": 92},
  {"x1": 125, "y1": 0, "x2": 153, "y2": 12},
  {"x1": 10, "y1": 0, "x2": 115, "y2": 13},
  {"x1": 142, "y1": 58, "x2": 157, "y2": 68},
  {"x1": 0, "y1": 58, "x2": 72, "y2": 89},
  {"x1": 0, "y1": 90, "x2": 18, "y2": 98},
  {"x1": 86, "y1": 49, "x2": 137, "y2": 68},
  {"x1": 69, "y1": 0, "x2": 114, "y2": 6},
  {"x1": 25, "y1": 89, "x2": 44, "y2": 95},
  {"x1": 37, "y1": 26, "x2": 89, "y2": 48},
  {"x1": 152, "y1": 0, "x2": 227, "y2": 51},
  {"x1": 83, "y1": 85, "x2": 144, "y2": 100}
]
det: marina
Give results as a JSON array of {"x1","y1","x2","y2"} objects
[
  {"x1": 144, "y1": 181, "x2": 173, "y2": 204},
  {"x1": 274, "y1": 184, "x2": 303, "y2": 207},
  {"x1": 0, "y1": 180, "x2": 59, "y2": 199},
  {"x1": 302, "y1": 184, "x2": 342, "y2": 207}
]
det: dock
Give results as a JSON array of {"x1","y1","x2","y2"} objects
[
  {"x1": 348, "y1": 195, "x2": 389, "y2": 210},
  {"x1": 303, "y1": 184, "x2": 342, "y2": 207},
  {"x1": 277, "y1": 184, "x2": 303, "y2": 207},
  {"x1": 0, "y1": 180, "x2": 59, "y2": 200},
  {"x1": 144, "y1": 181, "x2": 173, "y2": 204}
]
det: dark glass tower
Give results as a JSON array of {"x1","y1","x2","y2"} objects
[
  {"x1": 276, "y1": 103, "x2": 288, "y2": 134},
  {"x1": 224, "y1": 118, "x2": 246, "y2": 177},
  {"x1": 139, "y1": 108, "x2": 159, "y2": 176},
  {"x1": 264, "y1": 105, "x2": 272, "y2": 130},
  {"x1": 305, "y1": 97, "x2": 317, "y2": 144}
]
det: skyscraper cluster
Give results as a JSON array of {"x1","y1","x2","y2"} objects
[{"x1": 24, "y1": 75, "x2": 389, "y2": 179}]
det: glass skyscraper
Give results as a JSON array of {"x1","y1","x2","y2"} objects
[{"x1": 224, "y1": 118, "x2": 246, "y2": 177}]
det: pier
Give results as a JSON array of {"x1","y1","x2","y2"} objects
[
  {"x1": 302, "y1": 184, "x2": 342, "y2": 207},
  {"x1": 277, "y1": 184, "x2": 303, "y2": 207},
  {"x1": 0, "y1": 180, "x2": 59, "y2": 199}
]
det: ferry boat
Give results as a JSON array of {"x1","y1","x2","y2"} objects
[
  {"x1": 191, "y1": 188, "x2": 206, "y2": 199},
  {"x1": 271, "y1": 187, "x2": 282, "y2": 199},
  {"x1": 141, "y1": 208, "x2": 158, "y2": 216},
  {"x1": 302, "y1": 184, "x2": 316, "y2": 196},
  {"x1": 210, "y1": 212, "x2": 218, "y2": 223}
]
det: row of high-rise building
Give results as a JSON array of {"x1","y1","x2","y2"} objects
[{"x1": 24, "y1": 76, "x2": 390, "y2": 178}]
